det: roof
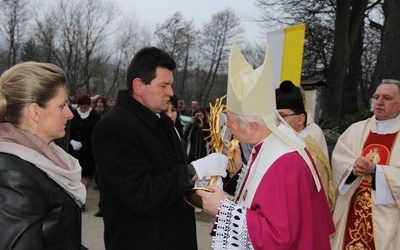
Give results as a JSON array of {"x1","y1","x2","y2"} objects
[{"x1": 300, "y1": 79, "x2": 327, "y2": 89}]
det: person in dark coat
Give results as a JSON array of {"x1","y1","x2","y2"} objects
[
  {"x1": 92, "y1": 47, "x2": 228, "y2": 249},
  {"x1": 165, "y1": 94, "x2": 184, "y2": 138},
  {"x1": 69, "y1": 94, "x2": 101, "y2": 190},
  {"x1": 183, "y1": 107, "x2": 211, "y2": 162},
  {"x1": 0, "y1": 62, "x2": 86, "y2": 249}
]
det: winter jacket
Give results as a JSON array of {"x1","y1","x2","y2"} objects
[{"x1": 0, "y1": 152, "x2": 83, "y2": 250}]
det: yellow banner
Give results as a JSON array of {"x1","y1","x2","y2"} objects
[{"x1": 280, "y1": 24, "x2": 306, "y2": 86}]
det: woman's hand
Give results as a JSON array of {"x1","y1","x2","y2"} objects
[{"x1": 193, "y1": 116, "x2": 204, "y2": 127}]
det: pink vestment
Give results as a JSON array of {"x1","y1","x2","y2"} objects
[{"x1": 214, "y1": 125, "x2": 335, "y2": 249}]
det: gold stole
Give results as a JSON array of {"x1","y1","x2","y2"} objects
[{"x1": 342, "y1": 132, "x2": 398, "y2": 249}]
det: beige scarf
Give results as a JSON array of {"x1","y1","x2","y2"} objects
[{"x1": 0, "y1": 123, "x2": 86, "y2": 206}]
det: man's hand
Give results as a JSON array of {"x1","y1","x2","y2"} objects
[
  {"x1": 196, "y1": 184, "x2": 225, "y2": 215},
  {"x1": 353, "y1": 156, "x2": 376, "y2": 176}
]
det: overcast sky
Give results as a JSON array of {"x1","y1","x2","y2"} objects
[{"x1": 113, "y1": 0, "x2": 264, "y2": 42}]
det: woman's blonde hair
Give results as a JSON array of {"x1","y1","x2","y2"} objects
[{"x1": 0, "y1": 62, "x2": 67, "y2": 125}]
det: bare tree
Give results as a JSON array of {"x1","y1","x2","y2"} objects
[
  {"x1": 240, "y1": 42, "x2": 265, "y2": 68},
  {"x1": 20, "y1": 38, "x2": 39, "y2": 61},
  {"x1": 78, "y1": 0, "x2": 118, "y2": 94},
  {"x1": 105, "y1": 17, "x2": 143, "y2": 98},
  {"x1": 254, "y1": 0, "x2": 336, "y2": 81},
  {"x1": 53, "y1": 0, "x2": 85, "y2": 96},
  {"x1": 254, "y1": 0, "x2": 384, "y2": 121},
  {"x1": 154, "y1": 12, "x2": 198, "y2": 100},
  {"x1": 32, "y1": 6, "x2": 59, "y2": 63},
  {"x1": 255, "y1": 1, "x2": 335, "y2": 74},
  {"x1": 32, "y1": 0, "x2": 118, "y2": 96},
  {"x1": 370, "y1": 0, "x2": 400, "y2": 94},
  {"x1": 197, "y1": 8, "x2": 243, "y2": 104},
  {"x1": 0, "y1": 0, "x2": 29, "y2": 67},
  {"x1": 322, "y1": 0, "x2": 369, "y2": 119}
]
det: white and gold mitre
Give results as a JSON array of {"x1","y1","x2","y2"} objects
[
  {"x1": 226, "y1": 41, "x2": 321, "y2": 191},
  {"x1": 227, "y1": 41, "x2": 275, "y2": 116}
]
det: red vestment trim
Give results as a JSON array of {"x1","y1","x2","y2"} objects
[
  {"x1": 343, "y1": 132, "x2": 398, "y2": 249},
  {"x1": 235, "y1": 142, "x2": 263, "y2": 203}
]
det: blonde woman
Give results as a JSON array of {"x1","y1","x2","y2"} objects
[{"x1": 0, "y1": 62, "x2": 87, "y2": 249}]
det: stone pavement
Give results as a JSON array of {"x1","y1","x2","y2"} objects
[{"x1": 82, "y1": 182, "x2": 215, "y2": 250}]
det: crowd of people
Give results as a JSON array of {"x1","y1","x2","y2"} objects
[{"x1": 0, "y1": 43, "x2": 399, "y2": 249}]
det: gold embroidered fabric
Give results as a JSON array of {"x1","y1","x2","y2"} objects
[
  {"x1": 343, "y1": 179, "x2": 375, "y2": 250},
  {"x1": 303, "y1": 135, "x2": 335, "y2": 211}
]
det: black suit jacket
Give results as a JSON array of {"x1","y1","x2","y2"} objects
[{"x1": 92, "y1": 90, "x2": 197, "y2": 250}]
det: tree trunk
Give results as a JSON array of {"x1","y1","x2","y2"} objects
[
  {"x1": 370, "y1": 0, "x2": 400, "y2": 95},
  {"x1": 323, "y1": 0, "x2": 368, "y2": 120},
  {"x1": 343, "y1": 26, "x2": 363, "y2": 117},
  {"x1": 322, "y1": 0, "x2": 351, "y2": 120},
  {"x1": 342, "y1": 0, "x2": 368, "y2": 117}
]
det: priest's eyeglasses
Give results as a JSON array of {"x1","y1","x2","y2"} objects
[{"x1": 279, "y1": 113, "x2": 299, "y2": 118}]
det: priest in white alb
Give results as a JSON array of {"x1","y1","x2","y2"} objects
[{"x1": 330, "y1": 79, "x2": 400, "y2": 249}]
